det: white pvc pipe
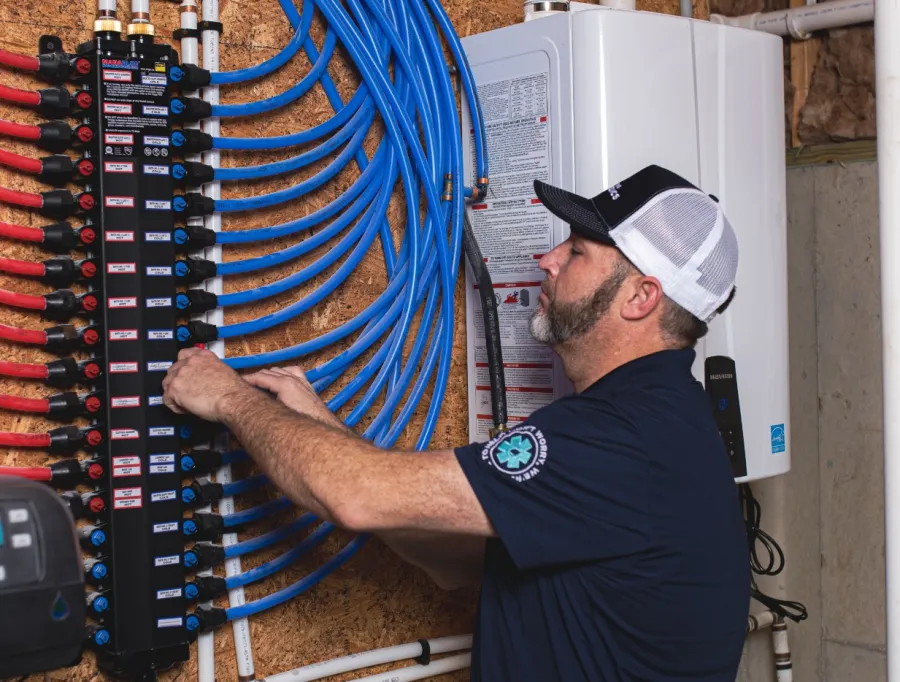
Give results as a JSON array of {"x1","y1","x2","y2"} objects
[
  {"x1": 709, "y1": 0, "x2": 873, "y2": 39},
  {"x1": 177, "y1": 6, "x2": 216, "y2": 682},
  {"x1": 348, "y1": 653, "x2": 471, "y2": 682},
  {"x1": 198, "y1": 1, "x2": 255, "y2": 679},
  {"x1": 261, "y1": 635, "x2": 473, "y2": 682},
  {"x1": 131, "y1": 0, "x2": 150, "y2": 20},
  {"x1": 877, "y1": 1, "x2": 900, "y2": 680}
]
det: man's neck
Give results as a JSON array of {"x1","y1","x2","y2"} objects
[{"x1": 556, "y1": 335, "x2": 672, "y2": 393}]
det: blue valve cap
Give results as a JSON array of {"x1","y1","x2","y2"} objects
[
  {"x1": 186, "y1": 614, "x2": 201, "y2": 632},
  {"x1": 185, "y1": 583, "x2": 200, "y2": 601},
  {"x1": 90, "y1": 562, "x2": 107, "y2": 580},
  {"x1": 183, "y1": 519, "x2": 198, "y2": 536},
  {"x1": 94, "y1": 628, "x2": 110, "y2": 646}
]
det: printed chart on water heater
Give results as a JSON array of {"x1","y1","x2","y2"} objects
[{"x1": 465, "y1": 69, "x2": 561, "y2": 442}]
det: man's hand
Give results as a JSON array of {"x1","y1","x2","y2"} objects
[
  {"x1": 243, "y1": 366, "x2": 346, "y2": 431},
  {"x1": 162, "y1": 348, "x2": 251, "y2": 422}
]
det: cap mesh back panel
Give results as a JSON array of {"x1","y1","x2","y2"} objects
[
  {"x1": 628, "y1": 193, "x2": 718, "y2": 268},
  {"x1": 696, "y1": 219, "x2": 738, "y2": 296}
]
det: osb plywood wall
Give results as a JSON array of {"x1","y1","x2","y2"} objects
[{"x1": 0, "y1": 1, "x2": 687, "y2": 681}]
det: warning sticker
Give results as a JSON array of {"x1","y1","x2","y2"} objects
[
  {"x1": 466, "y1": 69, "x2": 558, "y2": 442},
  {"x1": 106, "y1": 231, "x2": 134, "y2": 242}
]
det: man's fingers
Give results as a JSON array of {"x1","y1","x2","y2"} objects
[
  {"x1": 243, "y1": 372, "x2": 283, "y2": 391},
  {"x1": 283, "y1": 366, "x2": 308, "y2": 380}
]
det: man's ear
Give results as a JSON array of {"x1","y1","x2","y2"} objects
[{"x1": 620, "y1": 276, "x2": 664, "y2": 321}]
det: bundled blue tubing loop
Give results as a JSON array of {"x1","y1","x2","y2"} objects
[{"x1": 181, "y1": 0, "x2": 489, "y2": 627}]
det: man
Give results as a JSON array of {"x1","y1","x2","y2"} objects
[{"x1": 163, "y1": 164, "x2": 750, "y2": 681}]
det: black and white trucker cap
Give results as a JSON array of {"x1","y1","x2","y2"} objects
[{"x1": 533, "y1": 164, "x2": 738, "y2": 323}]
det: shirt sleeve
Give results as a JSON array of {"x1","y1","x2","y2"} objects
[{"x1": 455, "y1": 397, "x2": 651, "y2": 570}]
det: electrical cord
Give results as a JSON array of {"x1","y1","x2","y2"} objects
[{"x1": 740, "y1": 484, "x2": 808, "y2": 622}]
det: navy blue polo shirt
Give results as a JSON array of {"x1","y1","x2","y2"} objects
[{"x1": 455, "y1": 348, "x2": 750, "y2": 681}]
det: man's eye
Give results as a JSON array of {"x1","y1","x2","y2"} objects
[{"x1": 570, "y1": 247, "x2": 582, "y2": 256}]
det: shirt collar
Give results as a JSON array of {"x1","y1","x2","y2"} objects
[{"x1": 582, "y1": 348, "x2": 697, "y2": 395}]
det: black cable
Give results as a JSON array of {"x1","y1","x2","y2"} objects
[
  {"x1": 740, "y1": 483, "x2": 808, "y2": 623},
  {"x1": 463, "y1": 209, "x2": 507, "y2": 431}
]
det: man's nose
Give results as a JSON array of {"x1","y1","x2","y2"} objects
[{"x1": 538, "y1": 246, "x2": 560, "y2": 279}]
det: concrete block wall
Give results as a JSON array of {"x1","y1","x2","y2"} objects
[{"x1": 738, "y1": 160, "x2": 885, "y2": 681}]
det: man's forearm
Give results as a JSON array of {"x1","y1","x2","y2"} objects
[{"x1": 218, "y1": 389, "x2": 376, "y2": 525}]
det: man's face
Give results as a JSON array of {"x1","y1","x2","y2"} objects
[{"x1": 530, "y1": 234, "x2": 629, "y2": 347}]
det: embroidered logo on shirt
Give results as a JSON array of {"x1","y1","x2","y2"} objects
[{"x1": 482, "y1": 425, "x2": 548, "y2": 481}]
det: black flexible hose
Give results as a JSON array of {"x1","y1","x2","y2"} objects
[{"x1": 463, "y1": 209, "x2": 508, "y2": 431}]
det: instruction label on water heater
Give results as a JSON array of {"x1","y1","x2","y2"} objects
[{"x1": 465, "y1": 69, "x2": 557, "y2": 441}]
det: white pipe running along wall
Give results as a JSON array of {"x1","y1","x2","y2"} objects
[
  {"x1": 346, "y1": 653, "x2": 472, "y2": 682},
  {"x1": 709, "y1": 0, "x2": 872, "y2": 39},
  {"x1": 259, "y1": 635, "x2": 473, "y2": 682},
  {"x1": 877, "y1": 0, "x2": 900, "y2": 678},
  {"x1": 177, "y1": 5, "x2": 218, "y2": 682},
  {"x1": 197, "y1": 0, "x2": 256, "y2": 678}
]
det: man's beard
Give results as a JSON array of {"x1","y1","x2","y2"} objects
[{"x1": 530, "y1": 262, "x2": 629, "y2": 346}]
